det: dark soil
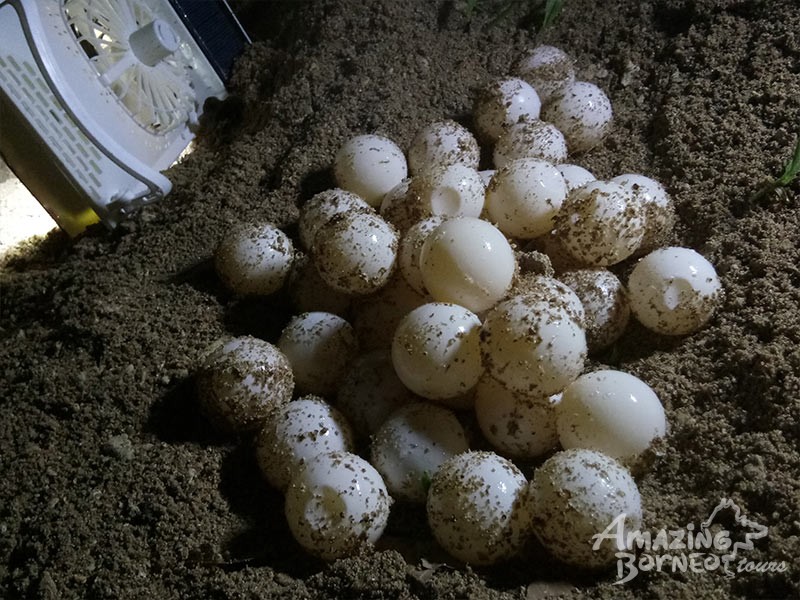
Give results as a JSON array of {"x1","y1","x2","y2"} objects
[{"x1": 2, "y1": 0, "x2": 799, "y2": 598}]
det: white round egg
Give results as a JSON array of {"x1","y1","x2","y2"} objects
[
  {"x1": 298, "y1": 188, "x2": 373, "y2": 251},
  {"x1": 514, "y1": 45, "x2": 576, "y2": 104},
  {"x1": 312, "y1": 211, "x2": 399, "y2": 295},
  {"x1": 559, "y1": 268, "x2": 630, "y2": 351},
  {"x1": 474, "y1": 374, "x2": 560, "y2": 458},
  {"x1": 542, "y1": 81, "x2": 613, "y2": 154},
  {"x1": 493, "y1": 120, "x2": 569, "y2": 168},
  {"x1": 485, "y1": 158, "x2": 568, "y2": 239},
  {"x1": 557, "y1": 163, "x2": 595, "y2": 193},
  {"x1": 371, "y1": 402, "x2": 469, "y2": 503},
  {"x1": 277, "y1": 312, "x2": 358, "y2": 396},
  {"x1": 529, "y1": 449, "x2": 642, "y2": 568},
  {"x1": 408, "y1": 120, "x2": 481, "y2": 175},
  {"x1": 556, "y1": 370, "x2": 666, "y2": 461},
  {"x1": 420, "y1": 217, "x2": 516, "y2": 313},
  {"x1": 256, "y1": 396, "x2": 355, "y2": 491},
  {"x1": 481, "y1": 292, "x2": 586, "y2": 396},
  {"x1": 474, "y1": 77, "x2": 542, "y2": 143},
  {"x1": 214, "y1": 222, "x2": 294, "y2": 296},
  {"x1": 427, "y1": 451, "x2": 533, "y2": 565},
  {"x1": 392, "y1": 302, "x2": 483, "y2": 401},
  {"x1": 334, "y1": 134, "x2": 408, "y2": 206},
  {"x1": 628, "y1": 247, "x2": 722, "y2": 335},
  {"x1": 196, "y1": 336, "x2": 294, "y2": 432},
  {"x1": 285, "y1": 451, "x2": 392, "y2": 560},
  {"x1": 399, "y1": 216, "x2": 448, "y2": 295},
  {"x1": 610, "y1": 174, "x2": 675, "y2": 254},
  {"x1": 408, "y1": 164, "x2": 485, "y2": 220},
  {"x1": 555, "y1": 181, "x2": 646, "y2": 266}
]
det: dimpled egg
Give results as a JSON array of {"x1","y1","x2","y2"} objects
[
  {"x1": 408, "y1": 164, "x2": 485, "y2": 220},
  {"x1": 196, "y1": 336, "x2": 294, "y2": 432},
  {"x1": 334, "y1": 134, "x2": 408, "y2": 206},
  {"x1": 399, "y1": 216, "x2": 448, "y2": 295},
  {"x1": 559, "y1": 268, "x2": 630, "y2": 351},
  {"x1": 555, "y1": 180, "x2": 645, "y2": 266},
  {"x1": 408, "y1": 120, "x2": 481, "y2": 175},
  {"x1": 427, "y1": 451, "x2": 533, "y2": 565},
  {"x1": 214, "y1": 222, "x2": 294, "y2": 296},
  {"x1": 392, "y1": 302, "x2": 483, "y2": 401},
  {"x1": 312, "y1": 211, "x2": 399, "y2": 295},
  {"x1": 285, "y1": 451, "x2": 392, "y2": 560},
  {"x1": 256, "y1": 396, "x2": 355, "y2": 491},
  {"x1": 514, "y1": 45, "x2": 576, "y2": 104},
  {"x1": 371, "y1": 402, "x2": 469, "y2": 503},
  {"x1": 485, "y1": 158, "x2": 568, "y2": 239},
  {"x1": 298, "y1": 188, "x2": 374, "y2": 251},
  {"x1": 277, "y1": 312, "x2": 358, "y2": 396},
  {"x1": 420, "y1": 217, "x2": 516, "y2": 313},
  {"x1": 610, "y1": 173, "x2": 676, "y2": 255},
  {"x1": 481, "y1": 292, "x2": 586, "y2": 396},
  {"x1": 474, "y1": 77, "x2": 542, "y2": 143},
  {"x1": 556, "y1": 370, "x2": 667, "y2": 461},
  {"x1": 493, "y1": 120, "x2": 569, "y2": 168},
  {"x1": 542, "y1": 81, "x2": 613, "y2": 153},
  {"x1": 628, "y1": 247, "x2": 722, "y2": 335},
  {"x1": 529, "y1": 449, "x2": 643, "y2": 568}
]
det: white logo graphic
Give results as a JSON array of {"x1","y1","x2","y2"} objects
[{"x1": 592, "y1": 498, "x2": 789, "y2": 584}]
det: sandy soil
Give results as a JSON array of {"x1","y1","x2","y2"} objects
[{"x1": 1, "y1": 0, "x2": 799, "y2": 598}]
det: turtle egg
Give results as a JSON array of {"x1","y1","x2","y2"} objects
[
  {"x1": 408, "y1": 164, "x2": 485, "y2": 220},
  {"x1": 485, "y1": 158, "x2": 568, "y2": 239},
  {"x1": 493, "y1": 120, "x2": 568, "y2": 168},
  {"x1": 399, "y1": 216, "x2": 448, "y2": 294},
  {"x1": 285, "y1": 451, "x2": 392, "y2": 560},
  {"x1": 312, "y1": 211, "x2": 399, "y2": 295},
  {"x1": 557, "y1": 163, "x2": 595, "y2": 193},
  {"x1": 542, "y1": 81, "x2": 613, "y2": 154},
  {"x1": 408, "y1": 120, "x2": 480, "y2": 175},
  {"x1": 474, "y1": 373, "x2": 560, "y2": 459},
  {"x1": 214, "y1": 222, "x2": 294, "y2": 296},
  {"x1": 628, "y1": 247, "x2": 722, "y2": 335},
  {"x1": 287, "y1": 254, "x2": 352, "y2": 317},
  {"x1": 556, "y1": 370, "x2": 666, "y2": 461},
  {"x1": 610, "y1": 174, "x2": 675, "y2": 254},
  {"x1": 427, "y1": 451, "x2": 533, "y2": 565},
  {"x1": 196, "y1": 336, "x2": 294, "y2": 432},
  {"x1": 559, "y1": 268, "x2": 630, "y2": 351},
  {"x1": 555, "y1": 180, "x2": 645, "y2": 267},
  {"x1": 392, "y1": 302, "x2": 483, "y2": 401},
  {"x1": 514, "y1": 45, "x2": 576, "y2": 104},
  {"x1": 474, "y1": 77, "x2": 542, "y2": 143},
  {"x1": 420, "y1": 217, "x2": 516, "y2": 313},
  {"x1": 336, "y1": 351, "x2": 416, "y2": 437},
  {"x1": 334, "y1": 134, "x2": 408, "y2": 206},
  {"x1": 256, "y1": 396, "x2": 355, "y2": 491},
  {"x1": 371, "y1": 402, "x2": 469, "y2": 503},
  {"x1": 277, "y1": 312, "x2": 358, "y2": 396},
  {"x1": 529, "y1": 449, "x2": 642, "y2": 568},
  {"x1": 481, "y1": 292, "x2": 586, "y2": 396},
  {"x1": 298, "y1": 188, "x2": 373, "y2": 250}
]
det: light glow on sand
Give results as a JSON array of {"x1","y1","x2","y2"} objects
[{"x1": 0, "y1": 159, "x2": 57, "y2": 257}]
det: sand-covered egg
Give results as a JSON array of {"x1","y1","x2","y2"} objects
[
  {"x1": 420, "y1": 217, "x2": 516, "y2": 313},
  {"x1": 473, "y1": 77, "x2": 542, "y2": 143},
  {"x1": 256, "y1": 396, "x2": 355, "y2": 491},
  {"x1": 371, "y1": 402, "x2": 469, "y2": 503},
  {"x1": 277, "y1": 312, "x2": 358, "y2": 396},
  {"x1": 334, "y1": 134, "x2": 408, "y2": 206},
  {"x1": 493, "y1": 120, "x2": 568, "y2": 168},
  {"x1": 556, "y1": 370, "x2": 666, "y2": 461},
  {"x1": 557, "y1": 163, "x2": 595, "y2": 193},
  {"x1": 196, "y1": 336, "x2": 294, "y2": 432},
  {"x1": 610, "y1": 173, "x2": 675, "y2": 254},
  {"x1": 409, "y1": 164, "x2": 485, "y2": 219},
  {"x1": 391, "y1": 302, "x2": 483, "y2": 400},
  {"x1": 529, "y1": 449, "x2": 642, "y2": 567},
  {"x1": 628, "y1": 247, "x2": 722, "y2": 335},
  {"x1": 287, "y1": 254, "x2": 352, "y2": 317},
  {"x1": 408, "y1": 120, "x2": 480, "y2": 174},
  {"x1": 298, "y1": 188, "x2": 373, "y2": 251},
  {"x1": 312, "y1": 211, "x2": 399, "y2": 295},
  {"x1": 559, "y1": 268, "x2": 630, "y2": 351},
  {"x1": 555, "y1": 180, "x2": 645, "y2": 266},
  {"x1": 427, "y1": 451, "x2": 533, "y2": 565},
  {"x1": 485, "y1": 158, "x2": 568, "y2": 239},
  {"x1": 514, "y1": 45, "x2": 576, "y2": 104},
  {"x1": 285, "y1": 451, "x2": 392, "y2": 560},
  {"x1": 481, "y1": 292, "x2": 586, "y2": 396},
  {"x1": 542, "y1": 81, "x2": 613, "y2": 153},
  {"x1": 214, "y1": 222, "x2": 294, "y2": 296},
  {"x1": 399, "y1": 216, "x2": 448, "y2": 295}
]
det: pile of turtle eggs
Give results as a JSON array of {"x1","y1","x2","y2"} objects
[{"x1": 197, "y1": 45, "x2": 722, "y2": 568}]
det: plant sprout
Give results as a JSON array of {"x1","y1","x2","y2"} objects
[{"x1": 751, "y1": 136, "x2": 800, "y2": 202}]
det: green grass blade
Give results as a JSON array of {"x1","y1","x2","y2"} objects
[{"x1": 778, "y1": 137, "x2": 800, "y2": 186}]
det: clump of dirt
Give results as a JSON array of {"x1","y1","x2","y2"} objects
[{"x1": 1, "y1": 0, "x2": 799, "y2": 598}]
